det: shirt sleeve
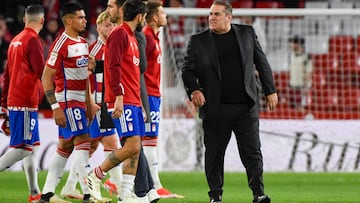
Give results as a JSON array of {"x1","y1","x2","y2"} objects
[
  {"x1": 107, "y1": 29, "x2": 127, "y2": 96},
  {"x1": 27, "y1": 37, "x2": 45, "y2": 79}
]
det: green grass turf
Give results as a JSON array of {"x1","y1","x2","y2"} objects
[{"x1": 0, "y1": 171, "x2": 359, "y2": 202}]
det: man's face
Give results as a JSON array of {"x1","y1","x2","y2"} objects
[
  {"x1": 136, "y1": 13, "x2": 146, "y2": 32},
  {"x1": 98, "y1": 17, "x2": 115, "y2": 39},
  {"x1": 208, "y1": 4, "x2": 231, "y2": 34},
  {"x1": 156, "y1": 6, "x2": 167, "y2": 27},
  {"x1": 71, "y1": 10, "x2": 87, "y2": 33},
  {"x1": 107, "y1": 0, "x2": 123, "y2": 24}
]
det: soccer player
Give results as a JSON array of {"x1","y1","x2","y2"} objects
[
  {"x1": 39, "y1": 2, "x2": 96, "y2": 203},
  {"x1": 0, "y1": 4, "x2": 45, "y2": 203},
  {"x1": 60, "y1": 10, "x2": 122, "y2": 200},
  {"x1": 85, "y1": 0, "x2": 147, "y2": 202},
  {"x1": 142, "y1": 1, "x2": 179, "y2": 198},
  {"x1": 100, "y1": 1, "x2": 160, "y2": 202}
]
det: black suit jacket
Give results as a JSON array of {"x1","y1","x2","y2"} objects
[{"x1": 182, "y1": 24, "x2": 276, "y2": 119}]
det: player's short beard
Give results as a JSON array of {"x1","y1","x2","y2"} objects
[{"x1": 135, "y1": 23, "x2": 143, "y2": 32}]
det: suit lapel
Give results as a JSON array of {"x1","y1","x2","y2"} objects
[
  {"x1": 206, "y1": 31, "x2": 222, "y2": 80},
  {"x1": 233, "y1": 25, "x2": 247, "y2": 74}
]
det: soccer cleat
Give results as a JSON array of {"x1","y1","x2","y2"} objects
[
  {"x1": 85, "y1": 172, "x2": 103, "y2": 201},
  {"x1": 60, "y1": 187, "x2": 84, "y2": 200},
  {"x1": 117, "y1": 197, "x2": 139, "y2": 203},
  {"x1": 28, "y1": 193, "x2": 41, "y2": 203},
  {"x1": 253, "y1": 195, "x2": 271, "y2": 203},
  {"x1": 156, "y1": 188, "x2": 184, "y2": 198},
  {"x1": 136, "y1": 196, "x2": 148, "y2": 203},
  {"x1": 147, "y1": 189, "x2": 160, "y2": 203},
  {"x1": 39, "y1": 193, "x2": 72, "y2": 203},
  {"x1": 103, "y1": 179, "x2": 118, "y2": 196}
]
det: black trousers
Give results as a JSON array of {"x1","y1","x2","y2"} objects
[
  {"x1": 203, "y1": 104, "x2": 264, "y2": 199},
  {"x1": 134, "y1": 146, "x2": 154, "y2": 197}
]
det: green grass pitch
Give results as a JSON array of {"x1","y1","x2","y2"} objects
[{"x1": 0, "y1": 171, "x2": 359, "y2": 202}]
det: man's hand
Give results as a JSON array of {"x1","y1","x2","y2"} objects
[
  {"x1": 191, "y1": 90, "x2": 206, "y2": 107},
  {"x1": 53, "y1": 108, "x2": 67, "y2": 128},
  {"x1": 112, "y1": 95, "x2": 124, "y2": 118},
  {"x1": 266, "y1": 93, "x2": 278, "y2": 111}
]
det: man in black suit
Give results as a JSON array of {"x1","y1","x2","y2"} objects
[{"x1": 182, "y1": 1, "x2": 278, "y2": 203}]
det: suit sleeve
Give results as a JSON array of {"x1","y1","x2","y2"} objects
[
  {"x1": 182, "y1": 35, "x2": 200, "y2": 99},
  {"x1": 252, "y1": 27, "x2": 277, "y2": 96}
]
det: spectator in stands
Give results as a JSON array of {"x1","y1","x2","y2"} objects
[
  {"x1": 288, "y1": 35, "x2": 313, "y2": 111},
  {"x1": 182, "y1": 1, "x2": 277, "y2": 203},
  {"x1": 39, "y1": 18, "x2": 62, "y2": 59}
]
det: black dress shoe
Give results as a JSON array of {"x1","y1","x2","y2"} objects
[
  {"x1": 210, "y1": 196, "x2": 222, "y2": 203},
  {"x1": 253, "y1": 195, "x2": 271, "y2": 203}
]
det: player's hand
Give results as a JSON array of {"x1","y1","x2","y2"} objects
[
  {"x1": 266, "y1": 92, "x2": 278, "y2": 111},
  {"x1": 88, "y1": 55, "x2": 96, "y2": 72},
  {"x1": 191, "y1": 90, "x2": 206, "y2": 107},
  {"x1": 53, "y1": 108, "x2": 67, "y2": 128},
  {"x1": 112, "y1": 95, "x2": 124, "y2": 118}
]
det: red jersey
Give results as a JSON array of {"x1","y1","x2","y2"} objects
[
  {"x1": 104, "y1": 23, "x2": 141, "y2": 106},
  {"x1": 1, "y1": 27, "x2": 44, "y2": 109},
  {"x1": 89, "y1": 38, "x2": 105, "y2": 104},
  {"x1": 143, "y1": 25, "x2": 161, "y2": 97},
  {"x1": 46, "y1": 32, "x2": 89, "y2": 109}
]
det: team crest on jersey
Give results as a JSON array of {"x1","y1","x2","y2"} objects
[
  {"x1": 48, "y1": 52, "x2": 58, "y2": 66},
  {"x1": 152, "y1": 124, "x2": 156, "y2": 132},
  {"x1": 128, "y1": 122, "x2": 133, "y2": 131},
  {"x1": 78, "y1": 121, "x2": 83, "y2": 130},
  {"x1": 133, "y1": 56, "x2": 140, "y2": 66},
  {"x1": 76, "y1": 56, "x2": 89, "y2": 67}
]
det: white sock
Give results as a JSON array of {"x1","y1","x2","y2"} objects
[
  {"x1": 143, "y1": 146, "x2": 162, "y2": 189},
  {"x1": 119, "y1": 174, "x2": 135, "y2": 200},
  {"x1": 42, "y1": 151, "x2": 68, "y2": 194},
  {"x1": 104, "y1": 151, "x2": 122, "y2": 195},
  {"x1": 0, "y1": 148, "x2": 30, "y2": 171},
  {"x1": 23, "y1": 146, "x2": 40, "y2": 196},
  {"x1": 62, "y1": 159, "x2": 78, "y2": 191},
  {"x1": 73, "y1": 143, "x2": 90, "y2": 195}
]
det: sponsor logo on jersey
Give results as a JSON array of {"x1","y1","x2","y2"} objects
[
  {"x1": 10, "y1": 41, "x2": 22, "y2": 47},
  {"x1": 76, "y1": 56, "x2": 89, "y2": 67}
]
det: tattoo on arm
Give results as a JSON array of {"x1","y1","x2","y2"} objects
[
  {"x1": 108, "y1": 152, "x2": 121, "y2": 166},
  {"x1": 45, "y1": 90, "x2": 57, "y2": 105}
]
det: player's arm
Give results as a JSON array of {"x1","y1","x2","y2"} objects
[
  {"x1": 28, "y1": 37, "x2": 45, "y2": 79},
  {"x1": 42, "y1": 65, "x2": 66, "y2": 127},
  {"x1": 107, "y1": 29, "x2": 127, "y2": 118},
  {"x1": 85, "y1": 77, "x2": 98, "y2": 126}
]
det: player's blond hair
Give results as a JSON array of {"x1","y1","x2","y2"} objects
[{"x1": 96, "y1": 11, "x2": 111, "y2": 26}]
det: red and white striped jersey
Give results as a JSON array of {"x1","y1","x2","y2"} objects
[
  {"x1": 46, "y1": 32, "x2": 89, "y2": 109},
  {"x1": 89, "y1": 37, "x2": 105, "y2": 104}
]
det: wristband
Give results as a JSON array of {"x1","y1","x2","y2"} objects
[{"x1": 51, "y1": 103, "x2": 60, "y2": 110}]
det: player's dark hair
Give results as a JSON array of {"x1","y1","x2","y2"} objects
[
  {"x1": 145, "y1": 1, "x2": 162, "y2": 23},
  {"x1": 116, "y1": 0, "x2": 127, "y2": 7},
  {"x1": 25, "y1": 4, "x2": 45, "y2": 16},
  {"x1": 60, "y1": 2, "x2": 84, "y2": 18},
  {"x1": 123, "y1": 0, "x2": 146, "y2": 21}
]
